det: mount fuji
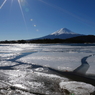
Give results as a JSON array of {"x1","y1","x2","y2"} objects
[{"x1": 38, "y1": 28, "x2": 84, "y2": 39}]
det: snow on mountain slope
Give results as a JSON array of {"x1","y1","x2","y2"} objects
[
  {"x1": 51, "y1": 28, "x2": 77, "y2": 35},
  {"x1": 39, "y1": 28, "x2": 84, "y2": 39}
]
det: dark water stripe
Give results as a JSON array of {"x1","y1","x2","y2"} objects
[
  {"x1": 47, "y1": 54, "x2": 95, "y2": 86},
  {"x1": 0, "y1": 51, "x2": 95, "y2": 86},
  {"x1": 73, "y1": 55, "x2": 92, "y2": 74},
  {"x1": 0, "y1": 51, "x2": 37, "y2": 70},
  {"x1": 73, "y1": 54, "x2": 95, "y2": 75},
  {"x1": 8, "y1": 52, "x2": 37, "y2": 62},
  {"x1": 48, "y1": 67, "x2": 95, "y2": 86}
]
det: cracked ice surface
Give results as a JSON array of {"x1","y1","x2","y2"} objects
[{"x1": 0, "y1": 44, "x2": 95, "y2": 95}]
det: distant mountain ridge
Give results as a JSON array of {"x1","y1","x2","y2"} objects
[{"x1": 37, "y1": 28, "x2": 84, "y2": 39}]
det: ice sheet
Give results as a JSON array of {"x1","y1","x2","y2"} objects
[
  {"x1": 18, "y1": 52, "x2": 91, "y2": 71},
  {"x1": 0, "y1": 44, "x2": 95, "y2": 95}
]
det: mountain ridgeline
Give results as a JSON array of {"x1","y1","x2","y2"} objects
[
  {"x1": 1, "y1": 28, "x2": 95, "y2": 43},
  {"x1": 36, "y1": 28, "x2": 83, "y2": 39}
]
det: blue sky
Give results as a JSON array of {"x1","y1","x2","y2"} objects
[{"x1": 0, "y1": 0, "x2": 95, "y2": 40}]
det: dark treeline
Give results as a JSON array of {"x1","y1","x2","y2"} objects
[
  {"x1": 0, "y1": 39, "x2": 65, "y2": 44},
  {"x1": 0, "y1": 35, "x2": 95, "y2": 44},
  {"x1": 0, "y1": 40, "x2": 27, "y2": 44}
]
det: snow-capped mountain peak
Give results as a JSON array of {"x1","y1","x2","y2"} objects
[
  {"x1": 51, "y1": 28, "x2": 77, "y2": 35},
  {"x1": 30, "y1": 28, "x2": 83, "y2": 40}
]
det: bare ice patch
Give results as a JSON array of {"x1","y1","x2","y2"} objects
[{"x1": 59, "y1": 81, "x2": 95, "y2": 95}]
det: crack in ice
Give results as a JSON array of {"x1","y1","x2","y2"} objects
[{"x1": 73, "y1": 54, "x2": 95, "y2": 75}]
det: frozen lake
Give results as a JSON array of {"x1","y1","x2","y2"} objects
[{"x1": 0, "y1": 43, "x2": 95, "y2": 95}]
